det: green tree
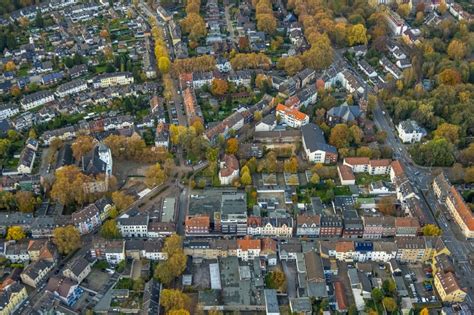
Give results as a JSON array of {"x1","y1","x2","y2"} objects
[
  {"x1": 382, "y1": 279, "x2": 396, "y2": 296},
  {"x1": 421, "y1": 224, "x2": 442, "y2": 236},
  {"x1": 371, "y1": 288, "x2": 383, "y2": 303},
  {"x1": 412, "y1": 138, "x2": 454, "y2": 167}
]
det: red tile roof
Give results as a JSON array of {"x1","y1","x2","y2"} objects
[
  {"x1": 449, "y1": 187, "x2": 474, "y2": 231},
  {"x1": 344, "y1": 157, "x2": 370, "y2": 166},
  {"x1": 391, "y1": 160, "x2": 404, "y2": 176},
  {"x1": 237, "y1": 236, "x2": 261, "y2": 251},
  {"x1": 338, "y1": 165, "x2": 355, "y2": 180}
]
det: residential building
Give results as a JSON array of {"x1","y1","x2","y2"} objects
[
  {"x1": 27, "y1": 239, "x2": 56, "y2": 262},
  {"x1": 250, "y1": 217, "x2": 293, "y2": 237},
  {"x1": 397, "y1": 120, "x2": 427, "y2": 143},
  {"x1": 276, "y1": 104, "x2": 309, "y2": 128},
  {"x1": 20, "y1": 260, "x2": 55, "y2": 288},
  {"x1": 62, "y1": 257, "x2": 91, "y2": 284},
  {"x1": 434, "y1": 271, "x2": 467, "y2": 303},
  {"x1": 395, "y1": 237, "x2": 427, "y2": 263},
  {"x1": 17, "y1": 142, "x2": 38, "y2": 174},
  {"x1": 338, "y1": 164, "x2": 356, "y2": 186},
  {"x1": 236, "y1": 237, "x2": 261, "y2": 261},
  {"x1": 117, "y1": 213, "x2": 149, "y2": 238},
  {"x1": 155, "y1": 122, "x2": 169, "y2": 148},
  {"x1": 395, "y1": 217, "x2": 420, "y2": 236},
  {"x1": 90, "y1": 239, "x2": 125, "y2": 265},
  {"x1": 185, "y1": 215, "x2": 210, "y2": 235},
  {"x1": 319, "y1": 215, "x2": 343, "y2": 237},
  {"x1": 92, "y1": 72, "x2": 134, "y2": 88},
  {"x1": 445, "y1": 187, "x2": 474, "y2": 239},
  {"x1": 385, "y1": 9, "x2": 407, "y2": 35},
  {"x1": 55, "y1": 79, "x2": 87, "y2": 97},
  {"x1": 20, "y1": 91, "x2": 55, "y2": 110},
  {"x1": 45, "y1": 276, "x2": 83, "y2": 306},
  {"x1": 362, "y1": 216, "x2": 395, "y2": 238},
  {"x1": 0, "y1": 283, "x2": 27, "y2": 315},
  {"x1": 183, "y1": 87, "x2": 204, "y2": 126},
  {"x1": 432, "y1": 172, "x2": 451, "y2": 203},
  {"x1": 72, "y1": 204, "x2": 101, "y2": 235},
  {"x1": 301, "y1": 123, "x2": 337, "y2": 164},
  {"x1": 218, "y1": 154, "x2": 239, "y2": 185},
  {"x1": 0, "y1": 103, "x2": 19, "y2": 120},
  {"x1": 296, "y1": 214, "x2": 320, "y2": 237}
]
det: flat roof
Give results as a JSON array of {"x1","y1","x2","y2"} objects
[
  {"x1": 161, "y1": 197, "x2": 176, "y2": 223},
  {"x1": 210, "y1": 263, "x2": 222, "y2": 290}
]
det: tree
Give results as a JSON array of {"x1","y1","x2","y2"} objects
[
  {"x1": 158, "y1": 56, "x2": 171, "y2": 74},
  {"x1": 241, "y1": 171, "x2": 252, "y2": 185},
  {"x1": 112, "y1": 191, "x2": 134, "y2": 212},
  {"x1": 281, "y1": 56, "x2": 303, "y2": 76},
  {"x1": 144, "y1": 163, "x2": 167, "y2": 188},
  {"x1": 302, "y1": 34, "x2": 334, "y2": 70},
  {"x1": 53, "y1": 225, "x2": 81, "y2": 255},
  {"x1": 3, "y1": 60, "x2": 16, "y2": 72},
  {"x1": 347, "y1": 24, "x2": 368, "y2": 46},
  {"x1": 465, "y1": 167, "x2": 474, "y2": 183},
  {"x1": 283, "y1": 156, "x2": 298, "y2": 173},
  {"x1": 438, "y1": 0, "x2": 447, "y2": 14},
  {"x1": 71, "y1": 135, "x2": 95, "y2": 161},
  {"x1": 382, "y1": 279, "x2": 396, "y2": 296},
  {"x1": 6, "y1": 226, "x2": 26, "y2": 241},
  {"x1": 257, "y1": 14, "x2": 277, "y2": 34},
  {"x1": 397, "y1": 3, "x2": 411, "y2": 17},
  {"x1": 154, "y1": 234, "x2": 187, "y2": 284},
  {"x1": 168, "y1": 310, "x2": 191, "y2": 315},
  {"x1": 255, "y1": 74, "x2": 270, "y2": 90},
  {"x1": 100, "y1": 220, "x2": 121, "y2": 239},
  {"x1": 0, "y1": 139, "x2": 11, "y2": 158},
  {"x1": 413, "y1": 138, "x2": 454, "y2": 167},
  {"x1": 433, "y1": 123, "x2": 460, "y2": 144},
  {"x1": 254, "y1": 111, "x2": 263, "y2": 122},
  {"x1": 35, "y1": 12, "x2": 44, "y2": 28},
  {"x1": 377, "y1": 196, "x2": 396, "y2": 215},
  {"x1": 51, "y1": 166, "x2": 91, "y2": 206},
  {"x1": 226, "y1": 138, "x2": 239, "y2": 154},
  {"x1": 160, "y1": 289, "x2": 190, "y2": 312},
  {"x1": 382, "y1": 297, "x2": 397, "y2": 313},
  {"x1": 459, "y1": 143, "x2": 474, "y2": 166},
  {"x1": 211, "y1": 79, "x2": 228, "y2": 96},
  {"x1": 349, "y1": 125, "x2": 364, "y2": 145},
  {"x1": 420, "y1": 308, "x2": 429, "y2": 315},
  {"x1": 421, "y1": 224, "x2": 442, "y2": 236},
  {"x1": 15, "y1": 191, "x2": 36, "y2": 213},
  {"x1": 329, "y1": 124, "x2": 350, "y2": 148},
  {"x1": 438, "y1": 68, "x2": 462, "y2": 86},
  {"x1": 447, "y1": 39, "x2": 467, "y2": 61},
  {"x1": 265, "y1": 269, "x2": 286, "y2": 291},
  {"x1": 307, "y1": 171, "x2": 319, "y2": 184},
  {"x1": 371, "y1": 288, "x2": 383, "y2": 304}
]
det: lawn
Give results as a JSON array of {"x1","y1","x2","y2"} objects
[
  {"x1": 355, "y1": 174, "x2": 390, "y2": 186},
  {"x1": 334, "y1": 186, "x2": 351, "y2": 196}
]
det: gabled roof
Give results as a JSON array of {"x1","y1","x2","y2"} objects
[{"x1": 301, "y1": 123, "x2": 337, "y2": 154}]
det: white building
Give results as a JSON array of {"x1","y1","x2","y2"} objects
[
  {"x1": 21, "y1": 91, "x2": 55, "y2": 111},
  {"x1": 218, "y1": 154, "x2": 239, "y2": 185},
  {"x1": 55, "y1": 79, "x2": 88, "y2": 98},
  {"x1": 397, "y1": 120, "x2": 427, "y2": 143},
  {"x1": 117, "y1": 214, "x2": 149, "y2": 238},
  {"x1": 276, "y1": 104, "x2": 309, "y2": 128},
  {"x1": 0, "y1": 103, "x2": 19, "y2": 120},
  {"x1": 301, "y1": 123, "x2": 338, "y2": 164},
  {"x1": 92, "y1": 72, "x2": 134, "y2": 89}
]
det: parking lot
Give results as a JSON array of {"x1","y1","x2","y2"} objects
[
  {"x1": 401, "y1": 263, "x2": 437, "y2": 303},
  {"x1": 83, "y1": 269, "x2": 112, "y2": 293}
]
